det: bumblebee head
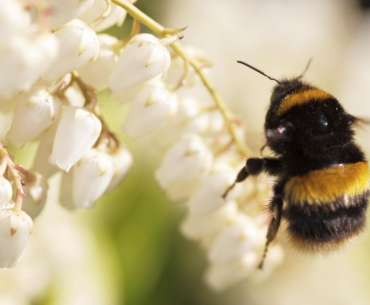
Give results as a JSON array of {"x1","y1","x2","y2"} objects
[{"x1": 264, "y1": 79, "x2": 355, "y2": 157}]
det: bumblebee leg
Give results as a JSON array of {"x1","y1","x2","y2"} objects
[
  {"x1": 258, "y1": 181, "x2": 285, "y2": 269},
  {"x1": 222, "y1": 157, "x2": 282, "y2": 199}
]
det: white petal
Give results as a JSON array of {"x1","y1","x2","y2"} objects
[
  {"x1": 155, "y1": 134, "x2": 213, "y2": 201},
  {"x1": 123, "y1": 82, "x2": 178, "y2": 137},
  {"x1": 50, "y1": 106, "x2": 102, "y2": 171},
  {"x1": 181, "y1": 201, "x2": 239, "y2": 242},
  {"x1": 109, "y1": 34, "x2": 170, "y2": 93},
  {"x1": 187, "y1": 166, "x2": 236, "y2": 217},
  {"x1": 78, "y1": 34, "x2": 118, "y2": 90},
  {"x1": 72, "y1": 149, "x2": 113, "y2": 209},
  {"x1": 43, "y1": 19, "x2": 100, "y2": 82},
  {"x1": 205, "y1": 252, "x2": 258, "y2": 291},
  {"x1": 208, "y1": 216, "x2": 264, "y2": 264},
  {"x1": 0, "y1": 210, "x2": 33, "y2": 268},
  {"x1": 7, "y1": 89, "x2": 59, "y2": 147}
]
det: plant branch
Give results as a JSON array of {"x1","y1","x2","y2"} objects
[{"x1": 112, "y1": 0, "x2": 250, "y2": 157}]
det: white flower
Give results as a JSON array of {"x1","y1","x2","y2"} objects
[
  {"x1": 0, "y1": 177, "x2": 12, "y2": 209},
  {"x1": 61, "y1": 149, "x2": 114, "y2": 209},
  {"x1": 123, "y1": 81, "x2": 178, "y2": 137},
  {"x1": 78, "y1": 34, "x2": 118, "y2": 90},
  {"x1": 181, "y1": 201, "x2": 239, "y2": 242},
  {"x1": 7, "y1": 89, "x2": 59, "y2": 147},
  {"x1": 208, "y1": 216, "x2": 264, "y2": 264},
  {"x1": 50, "y1": 106, "x2": 102, "y2": 172},
  {"x1": 0, "y1": 34, "x2": 58, "y2": 99},
  {"x1": 186, "y1": 166, "x2": 237, "y2": 217},
  {"x1": 108, "y1": 147, "x2": 133, "y2": 190},
  {"x1": 109, "y1": 34, "x2": 171, "y2": 93},
  {"x1": 45, "y1": 0, "x2": 94, "y2": 29},
  {"x1": 43, "y1": 19, "x2": 100, "y2": 82},
  {"x1": 0, "y1": 0, "x2": 30, "y2": 40},
  {"x1": 80, "y1": 0, "x2": 127, "y2": 31},
  {"x1": 0, "y1": 210, "x2": 33, "y2": 268},
  {"x1": 156, "y1": 134, "x2": 213, "y2": 201},
  {"x1": 205, "y1": 252, "x2": 258, "y2": 291}
]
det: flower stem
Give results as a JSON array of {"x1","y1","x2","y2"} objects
[{"x1": 111, "y1": 0, "x2": 250, "y2": 157}]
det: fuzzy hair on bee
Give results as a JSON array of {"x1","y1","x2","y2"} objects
[{"x1": 223, "y1": 60, "x2": 370, "y2": 269}]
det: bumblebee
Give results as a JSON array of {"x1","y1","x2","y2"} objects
[{"x1": 224, "y1": 60, "x2": 370, "y2": 269}]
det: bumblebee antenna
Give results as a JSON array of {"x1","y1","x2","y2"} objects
[
  {"x1": 297, "y1": 57, "x2": 313, "y2": 79},
  {"x1": 237, "y1": 60, "x2": 281, "y2": 84}
]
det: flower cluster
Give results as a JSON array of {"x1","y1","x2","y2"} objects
[
  {"x1": 0, "y1": 0, "x2": 132, "y2": 268},
  {"x1": 0, "y1": 0, "x2": 283, "y2": 290}
]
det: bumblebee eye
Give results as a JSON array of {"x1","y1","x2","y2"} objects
[{"x1": 317, "y1": 113, "x2": 329, "y2": 130}]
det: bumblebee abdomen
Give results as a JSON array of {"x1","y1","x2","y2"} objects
[{"x1": 283, "y1": 161, "x2": 370, "y2": 249}]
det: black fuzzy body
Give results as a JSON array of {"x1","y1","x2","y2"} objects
[{"x1": 264, "y1": 79, "x2": 369, "y2": 248}]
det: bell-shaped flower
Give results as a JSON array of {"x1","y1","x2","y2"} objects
[
  {"x1": 50, "y1": 106, "x2": 102, "y2": 172},
  {"x1": 7, "y1": 89, "x2": 60, "y2": 147},
  {"x1": 0, "y1": 177, "x2": 12, "y2": 209},
  {"x1": 181, "y1": 201, "x2": 240, "y2": 243},
  {"x1": 108, "y1": 147, "x2": 133, "y2": 190},
  {"x1": 186, "y1": 165, "x2": 238, "y2": 217},
  {"x1": 155, "y1": 134, "x2": 213, "y2": 201},
  {"x1": 78, "y1": 34, "x2": 118, "y2": 90},
  {"x1": 0, "y1": 210, "x2": 33, "y2": 268},
  {"x1": 61, "y1": 149, "x2": 113, "y2": 209},
  {"x1": 109, "y1": 34, "x2": 171, "y2": 93},
  {"x1": 123, "y1": 81, "x2": 178, "y2": 137},
  {"x1": 43, "y1": 19, "x2": 100, "y2": 82}
]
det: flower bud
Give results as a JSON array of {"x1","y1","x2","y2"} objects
[
  {"x1": 78, "y1": 34, "x2": 118, "y2": 90},
  {"x1": 43, "y1": 19, "x2": 100, "y2": 82},
  {"x1": 50, "y1": 106, "x2": 102, "y2": 172},
  {"x1": 0, "y1": 210, "x2": 33, "y2": 268},
  {"x1": 109, "y1": 34, "x2": 170, "y2": 93},
  {"x1": 108, "y1": 148, "x2": 133, "y2": 190},
  {"x1": 123, "y1": 82, "x2": 178, "y2": 137},
  {"x1": 0, "y1": 177, "x2": 12, "y2": 209},
  {"x1": 7, "y1": 89, "x2": 59, "y2": 147},
  {"x1": 156, "y1": 134, "x2": 213, "y2": 201},
  {"x1": 61, "y1": 149, "x2": 113, "y2": 209}
]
